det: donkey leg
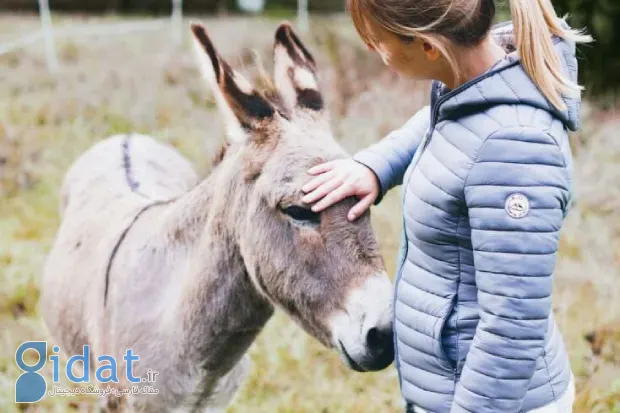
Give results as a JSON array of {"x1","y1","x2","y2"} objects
[{"x1": 202, "y1": 354, "x2": 251, "y2": 413}]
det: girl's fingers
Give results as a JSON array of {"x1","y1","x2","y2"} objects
[
  {"x1": 348, "y1": 193, "x2": 375, "y2": 221},
  {"x1": 302, "y1": 176, "x2": 344, "y2": 205},
  {"x1": 307, "y1": 161, "x2": 335, "y2": 175},
  {"x1": 302, "y1": 170, "x2": 335, "y2": 194},
  {"x1": 311, "y1": 184, "x2": 353, "y2": 212}
]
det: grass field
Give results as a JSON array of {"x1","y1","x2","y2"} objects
[{"x1": 0, "y1": 13, "x2": 619, "y2": 413}]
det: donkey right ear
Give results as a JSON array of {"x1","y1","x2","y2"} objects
[
  {"x1": 274, "y1": 23, "x2": 324, "y2": 113},
  {"x1": 191, "y1": 23, "x2": 275, "y2": 143}
]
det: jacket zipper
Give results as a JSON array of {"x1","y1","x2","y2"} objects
[
  {"x1": 392, "y1": 81, "x2": 460, "y2": 388},
  {"x1": 392, "y1": 126, "x2": 437, "y2": 390}
]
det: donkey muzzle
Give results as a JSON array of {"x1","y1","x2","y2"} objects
[{"x1": 330, "y1": 274, "x2": 395, "y2": 372}]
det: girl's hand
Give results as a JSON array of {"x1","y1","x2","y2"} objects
[{"x1": 301, "y1": 159, "x2": 380, "y2": 221}]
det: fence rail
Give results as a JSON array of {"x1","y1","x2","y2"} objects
[
  {"x1": 0, "y1": 0, "x2": 184, "y2": 73},
  {"x1": 0, "y1": 0, "x2": 311, "y2": 73}
]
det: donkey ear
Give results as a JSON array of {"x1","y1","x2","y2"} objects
[
  {"x1": 274, "y1": 23, "x2": 324, "y2": 113},
  {"x1": 191, "y1": 23, "x2": 275, "y2": 143}
]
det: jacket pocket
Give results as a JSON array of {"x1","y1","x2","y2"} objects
[{"x1": 435, "y1": 299, "x2": 457, "y2": 372}]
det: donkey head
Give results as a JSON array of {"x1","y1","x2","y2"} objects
[{"x1": 191, "y1": 22, "x2": 394, "y2": 372}]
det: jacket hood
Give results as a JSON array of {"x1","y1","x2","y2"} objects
[{"x1": 436, "y1": 20, "x2": 581, "y2": 131}]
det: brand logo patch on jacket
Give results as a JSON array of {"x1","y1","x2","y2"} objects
[{"x1": 505, "y1": 193, "x2": 530, "y2": 219}]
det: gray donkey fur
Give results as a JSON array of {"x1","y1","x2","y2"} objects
[{"x1": 41, "y1": 23, "x2": 397, "y2": 412}]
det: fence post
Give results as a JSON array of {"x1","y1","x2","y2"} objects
[
  {"x1": 297, "y1": 0, "x2": 309, "y2": 33},
  {"x1": 38, "y1": 0, "x2": 58, "y2": 72},
  {"x1": 171, "y1": 0, "x2": 183, "y2": 45}
]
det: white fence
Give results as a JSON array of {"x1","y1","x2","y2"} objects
[
  {"x1": 0, "y1": 0, "x2": 310, "y2": 73},
  {"x1": 0, "y1": 0, "x2": 183, "y2": 73}
]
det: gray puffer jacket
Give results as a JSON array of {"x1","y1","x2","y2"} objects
[{"x1": 354, "y1": 22, "x2": 578, "y2": 413}]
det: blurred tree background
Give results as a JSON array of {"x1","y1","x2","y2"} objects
[
  {"x1": 1, "y1": 0, "x2": 617, "y2": 100},
  {"x1": 553, "y1": 0, "x2": 620, "y2": 102}
]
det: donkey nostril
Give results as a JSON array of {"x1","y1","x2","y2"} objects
[
  {"x1": 366, "y1": 327, "x2": 392, "y2": 351},
  {"x1": 366, "y1": 327, "x2": 380, "y2": 349}
]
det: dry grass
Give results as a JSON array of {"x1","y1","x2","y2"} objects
[{"x1": 0, "y1": 13, "x2": 618, "y2": 413}]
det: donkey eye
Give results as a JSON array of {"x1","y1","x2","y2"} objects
[{"x1": 282, "y1": 206, "x2": 320, "y2": 226}]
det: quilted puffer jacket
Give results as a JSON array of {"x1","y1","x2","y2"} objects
[{"x1": 353, "y1": 22, "x2": 579, "y2": 413}]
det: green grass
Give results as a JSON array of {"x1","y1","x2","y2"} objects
[{"x1": 0, "y1": 12, "x2": 619, "y2": 413}]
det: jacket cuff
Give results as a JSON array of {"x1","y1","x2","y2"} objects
[{"x1": 352, "y1": 150, "x2": 394, "y2": 205}]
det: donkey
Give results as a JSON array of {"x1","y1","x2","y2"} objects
[{"x1": 41, "y1": 23, "x2": 395, "y2": 412}]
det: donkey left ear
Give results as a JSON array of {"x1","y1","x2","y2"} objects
[{"x1": 274, "y1": 23, "x2": 324, "y2": 113}]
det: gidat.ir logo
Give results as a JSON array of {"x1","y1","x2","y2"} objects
[{"x1": 15, "y1": 342, "x2": 157, "y2": 404}]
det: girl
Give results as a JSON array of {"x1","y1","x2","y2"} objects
[{"x1": 301, "y1": 0, "x2": 591, "y2": 412}]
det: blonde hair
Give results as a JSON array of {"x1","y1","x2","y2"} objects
[
  {"x1": 510, "y1": 0, "x2": 592, "y2": 110},
  {"x1": 347, "y1": 0, "x2": 592, "y2": 110}
]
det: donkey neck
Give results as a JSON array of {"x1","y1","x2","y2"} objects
[{"x1": 160, "y1": 152, "x2": 274, "y2": 377}]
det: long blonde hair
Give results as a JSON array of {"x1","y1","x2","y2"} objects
[{"x1": 347, "y1": 0, "x2": 592, "y2": 110}]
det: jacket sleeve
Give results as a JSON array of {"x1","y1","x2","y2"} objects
[
  {"x1": 352, "y1": 106, "x2": 430, "y2": 203},
  {"x1": 450, "y1": 128, "x2": 571, "y2": 413}
]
